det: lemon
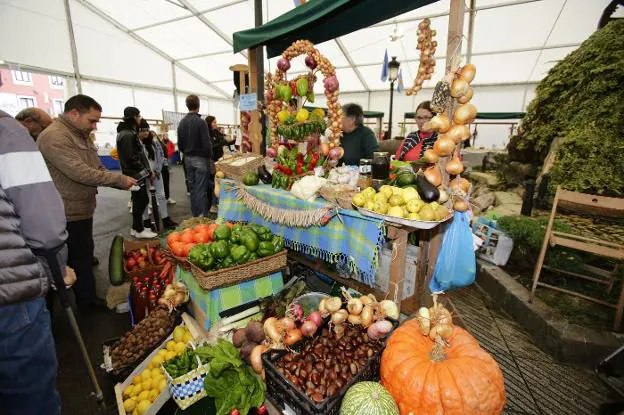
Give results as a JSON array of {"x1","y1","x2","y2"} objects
[
  {"x1": 361, "y1": 187, "x2": 376, "y2": 198},
  {"x1": 166, "y1": 341, "x2": 176, "y2": 352},
  {"x1": 429, "y1": 201, "x2": 440, "y2": 211},
  {"x1": 312, "y1": 108, "x2": 325, "y2": 119},
  {"x1": 151, "y1": 368, "x2": 162, "y2": 379},
  {"x1": 123, "y1": 398, "x2": 137, "y2": 412},
  {"x1": 148, "y1": 389, "x2": 159, "y2": 402},
  {"x1": 132, "y1": 375, "x2": 142, "y2": 385},
  {"x1": 138, "y1": 390, "x2": 150, "y2": 402},
  {"x1": 141, "y1": 369, "x2": 152, "y2": 380},
  {"x1": 406, "y1": 199, "x2": 425, "y2": 213},
  {"x1": 402, "y1": 187, "x2": 420, "y2": 202},
  {"x1": 295, "y1": 109, "x2": 309, "y2": 122},
  {"x1": 142, "y1": 379, "x2": 153, "y2": 392},
  {"x1": 123, "y1": 385, "x2": 135, "y2": 398},
  {"x1": 408, "y1": 212, "x2": 421, "y2": 220},
  {"x1": 132, "y1": 383, "x2": 143, "y2": 395},
  {"x1": 151, "y1": 355, "x2": 164, "y2": 368},
  {"x1": 379, "y1": 185, "x2": 393, "y2": 199},
  {"x1": 391, "y1": 186, "x2": 403, "y2": 196},
  {"x1": 388, "y1": 194, "x2": 404, "y2": 207},
  {"x1": 137, "y1": 400, "x2": 151, "y2": 415},
  {"x1": 158, "y1": 349, "x2": 168, "y2": 359},
  {"x1": 132, "y1": 409, "x2": 138, "y2": 415},
  {"x1": 172, "y1": 326, "x2": 185, "y2": 343},
  {"x1": 387, "y1": 206, "x2": 405, "y2": 218},
  {"x1": 373, "y1": 192, "x2": 388, "y2": 203},
  {"x1": 183, "y1": 332, "x2": 192, "y2": 343},
  {"x1": 175, "y1": 342, "x2": 186, "y2": 354},
  {"x1": 165, "y1": 350, "x2": 176, "y2": 361},
  {"x1": 419, "y1": 205, "x2": 435, "y2": 221},
  {"x1": 372, "y1": 200, "x2": 388, "y2": 214},
  {"x1": 351, "y1": 193, "x2": 366, "y2": 207},
  {"x1": 364, "y1": 201, "x2": 375, "y2": 211},
  {"x1": 158, "y1": 379, "x2": 167, "y2": 392}
]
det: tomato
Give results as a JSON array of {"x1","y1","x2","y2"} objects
[
  {"x1": 193, "y1": 230, "x2": 210, "y2": 244},
  {"x1": 181, "y1": 243, "x2": 195, "y2": 257},
  {"x1": 180, "y1": 231, "x2": 194, "y2": 244},
  {"x1": 207, "y1": 223, "x2": 218, "y2": 241},
  {"x1": 194, "y1": 224, "x2": 210, "y2": 233},
  {"x1": 167, "y1": 231, "x2": 180, "y2": 248},
  {"x1": 170, "y1": 241, "x2": 185, "y2": 257}
]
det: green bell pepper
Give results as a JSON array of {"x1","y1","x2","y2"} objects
[
  {"x1": 221, "y1": 256, "x2": 235, "y2": 268},
  {"x1": 248, "y1": 252, "x2": 259, "y2": 261},
  {"x1": 212, "y1": 224, "x2": 231, "y2": 241},
  {"x1": 271, "y1": 235, "x2": 285, "y2": 253},
  {"x1": 240, "y1": 230, "x2": 259, "y2": 252},
  {"x1": 230, "y1": 227, "x2": 243, "y2": 244},
  {"x1": 230, "y1": 245, "x2": 250, "y2": 264},
  {"x1": 257, "y1": 241, "x2": 274, "y2": 258},
  {"x1": 209, "y1": 240, "x2": 230, "y2": 259}
]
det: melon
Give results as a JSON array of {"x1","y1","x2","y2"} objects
[{"x1": 340, "y1": 381, "x2": 399, "y2": 415}]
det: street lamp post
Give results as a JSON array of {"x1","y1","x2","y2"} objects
[{"x1": 387, "y1": 56, "x2": 400, "y2": 139}]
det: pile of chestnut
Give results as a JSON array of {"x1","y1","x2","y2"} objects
[{"x1": 272, "y1": 324, "x2": 384, "y2": 404}]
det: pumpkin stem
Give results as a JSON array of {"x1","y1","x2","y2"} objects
[{"x1": 429, "y1": 335, "x2": 447, "y2": 362}]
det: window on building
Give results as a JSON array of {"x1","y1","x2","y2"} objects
[
  {"x1": 12, "y1": 70, "x2": 32, "y2": 85},
  {"x1": 49, "y1": 75, "x2": 64, "y2": 89},
  {"x1": 53, "y1": 99, "x2": 64, "y2": 116},
  {"x1": 18, "y1": 96, "x2": 35, "y2": 109}
]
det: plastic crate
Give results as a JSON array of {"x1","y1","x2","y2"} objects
[{"x1": 262, "y1": 319, "x2": 398, "y2": 415}]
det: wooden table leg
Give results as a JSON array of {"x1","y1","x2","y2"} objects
[{"x1": 387, "y1": 225, "x2": 409, "y2": 314}]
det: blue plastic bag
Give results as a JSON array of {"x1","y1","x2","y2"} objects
[{"x1": 429, "y1": 211, "x2": 476, "y2": 292}]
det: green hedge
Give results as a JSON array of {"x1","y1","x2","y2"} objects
[{"x1": 508, "y1": 19, "x2": 624, "y2": 196}]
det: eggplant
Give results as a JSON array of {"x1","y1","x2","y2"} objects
[
  {"x1": 258, "y1": 165, "x2": 272, "y2": 184},
  {"x1": 416, "y1": 173, "x2": 440, "y2": 202}
]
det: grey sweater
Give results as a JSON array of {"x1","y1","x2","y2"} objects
[{"x1": 0, "y1": 110, "x2": 68, "y2": 305}]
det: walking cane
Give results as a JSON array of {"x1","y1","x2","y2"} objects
[
  {"x1": 148, "y1": 178, "x2": 161, "y2": 233},
  {"x1": 36, "y1": 248, "x2": 107, "y2": 411}
]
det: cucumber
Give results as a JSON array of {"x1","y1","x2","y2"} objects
[{"x1": 108, "y1": 234, "x2": 125, "y2": 286}]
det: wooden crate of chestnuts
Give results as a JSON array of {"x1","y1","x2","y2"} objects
[{"x1": 262, "y1": 320, "x2": 397, "y2": 415}]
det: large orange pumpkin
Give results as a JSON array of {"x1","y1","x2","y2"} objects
[{"x1": 380, "y1": 319, "x2": 506, "y2": 415}]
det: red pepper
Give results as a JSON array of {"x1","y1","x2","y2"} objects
[
  {"x1": 308, "y1": 153, "x2": 320, "y2": 171},
  {"x1": 257, "y1": 405, "x2": 268, "y2": 415},
  {"x1": 290, "y1": 80, "x2": 297, "y2": 96},
  {"x1": 276, "y1": 163, "x2": 293, "y2": 176}
]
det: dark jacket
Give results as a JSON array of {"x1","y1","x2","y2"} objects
[
  {"x1": 116, "y1": 121, "x2": 150, "y2": 180},
  {"x1": 0, "y1": 110, "x2": 68, "y2": 305},
  {"x1": 177, "y1": 112, "x2": 212, "y2": 159},
  {"x1": 210, "y1": 129, "x2": 230, "y2": 161}
]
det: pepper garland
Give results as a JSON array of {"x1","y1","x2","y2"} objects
[{"x1": 265, "y1": 39, "x2": 344, "y2": 159}]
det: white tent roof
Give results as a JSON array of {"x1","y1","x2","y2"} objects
[{"x1": 1, "y1": 0, "x2": 618, "y2": 98}]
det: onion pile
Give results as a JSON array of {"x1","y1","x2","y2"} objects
[
  {"x1": 266, "y1": 39, "x2": 343, "y2": 153},
  {"x1": 157, "y1": 282, "x2": 190, "y2": 312},
  {"x1": 406, "y1": 18, "x2": 437, "y2": 96}
]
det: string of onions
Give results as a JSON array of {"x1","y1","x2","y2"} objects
[{"x1": 406, "y1": 18, "x2": 437, "y2": 96}]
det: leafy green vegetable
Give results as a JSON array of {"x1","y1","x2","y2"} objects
[{"x1": 201, "y1": 339, "x2": 265, "y2": 415}]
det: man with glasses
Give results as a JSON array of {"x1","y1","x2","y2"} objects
[{"x1": 15, "y1": 107, "x2": 53, "y2": 141}]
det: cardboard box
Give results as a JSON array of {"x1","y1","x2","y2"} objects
[{"x1": 375, "y1": 243, "x2": 419, "y2": 300}]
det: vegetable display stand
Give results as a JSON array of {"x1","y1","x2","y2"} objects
[{"x1": 190, "y1": 249, "x2": 287, "y2": 291}]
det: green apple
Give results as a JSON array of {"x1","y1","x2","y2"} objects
[
  {"x1": 387, "y1": 206, "x2": 405, "y2": 218},
  {"x1": 379, "y1": 185, "x2": 394, "y2": 199},
  {"x1": 388, "y1": 194, "x2": 404, "y2": 207},
  {"x1": 373, "y1": 200, "x2": 389, "y2": 214},
  {"x1": 364, "y1": 201, "x2": 375, "y2": 211},
  {"x1": 352, "y1": 193, "x2": 366, "y2": 207},
  {"x1": 408, "y1": 212, "x2": 421, "y2": 220},
  {"x1": 401, "y1": 187, "x2": 420, "y2": 202},
  {"x1": 406, "y1": 199, "x2": 425, "y2": 213},
  {"x1": 373, "y1": 192, "x2": 388, "y2": 204},
  {"x1": 419, "y1": 205, "x2": 435, "y2": 221}
]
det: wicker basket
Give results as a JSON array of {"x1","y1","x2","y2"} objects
[
  {"x1": 190, "y1": 249, "x2": 287, "y2": 291},
  {"x1": 215, "y1": 154, "x2": 264, "y2": 181},
  {"x1": 319, "y1": 185, "x2": 357, "y2": 210},
  {"x1": 163, "y1": 249, "x2": 191, "y2": 271}
]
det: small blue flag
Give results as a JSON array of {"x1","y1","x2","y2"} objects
[
  {"x1": 381, "y1": 49, "x2": 389, "y2": 82},
  {"x1": 396, "y1": 69, "x2": 404, "y2": 94}
]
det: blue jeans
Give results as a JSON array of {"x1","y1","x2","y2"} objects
[
  {"x1": 0, "y1": 297, "x2": 60, "y2": 415},
  {"x1": 185, "y1": 155, "x2": 212, "y2": 217}
]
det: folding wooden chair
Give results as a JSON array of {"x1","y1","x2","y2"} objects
[{"x1": 530, "y1": 187, "x2": 624, "y2": 331}]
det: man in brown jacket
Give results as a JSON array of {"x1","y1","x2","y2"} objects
[{"x1": 38, "y1": 94, "x2": 136, "y2": 307}]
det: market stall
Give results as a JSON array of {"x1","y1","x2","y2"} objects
[{"x1": 105, "y1": 1, "x2": 508, "y2": 414}]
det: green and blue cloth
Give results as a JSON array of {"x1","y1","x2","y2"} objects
[{"x1": 218, "y1": 183, "x2": 385, "y2": 285}]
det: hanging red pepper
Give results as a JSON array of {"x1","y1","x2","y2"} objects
[
  {"x1": 290, "y1": 80, "x2": 298, "y2": 97},
  {"x1": 275, "y1": 163, "x2": 293, "y2": 176},
  {"x1": 308, "y1": 153, "x2": 320, "y2": 171},
  {"x1": 296, "y1": 153, "x2": 304, "y2": 175}
]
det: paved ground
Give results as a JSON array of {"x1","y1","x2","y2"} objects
[{"x1": 50, "y1": 166, "x2": 622, "y2": 414}]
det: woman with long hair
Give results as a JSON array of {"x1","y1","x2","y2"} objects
[
  {"x1": 395, "y1": 101, "x2": 438, "y2": 161},
  {"x1": 140, "y1": 120, "x2": 178, "y2": 229}
]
